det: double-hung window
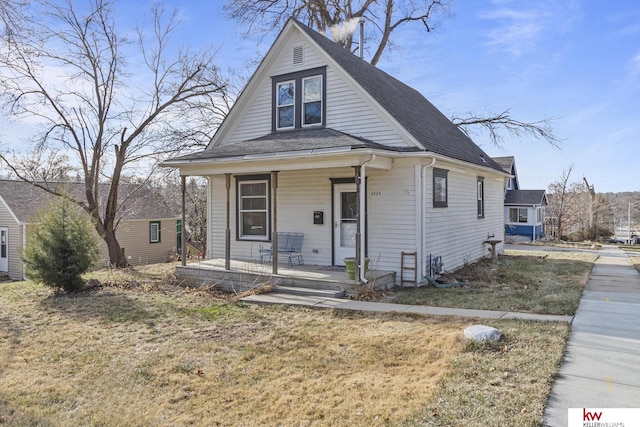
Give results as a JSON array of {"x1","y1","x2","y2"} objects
[
  {"x1": 477, "y1": 177, "x2": 485, "y2": 218},
  {"x1": 273, "y1": 67, "x2": 326, "y2": 131},
  {"x1": 276, "y1": 80, "x2": 295, "y2": 129},
  {"x1": 302, "y1": 75, "x2": 322, "y2": 126},
  {"x1": 237, "y1": 175, "x2": 270, "y2": 241}
]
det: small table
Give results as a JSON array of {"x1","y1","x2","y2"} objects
[{"x1": 484, "y1": 239, "x2": 502, "y2": 260}]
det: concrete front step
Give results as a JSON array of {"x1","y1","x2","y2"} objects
[{"x1": 274, "y1": 285, "x2": 345, "y2": 298}]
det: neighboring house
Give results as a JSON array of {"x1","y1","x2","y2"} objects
[
  {"x1": 0, "y1": 180, "x2": 180, "y2": 281},
  {"x1": 163, "y1": 19, "x2": 509, "y2": 284},
  {"x1": 493, "y1": 156, "x2": 547, "y2": 242}
]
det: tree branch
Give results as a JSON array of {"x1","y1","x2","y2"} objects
[{"x1": 451, "y1": 109, "x2": 562, "y2": 149}]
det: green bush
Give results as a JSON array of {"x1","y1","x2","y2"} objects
[{"x1": 22, "y1": 196, "x2": 99, "y2": 293}]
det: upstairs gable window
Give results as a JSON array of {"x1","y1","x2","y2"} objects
[
  {"x1": 302, "y1": 75, "x2": 322, "y2": 126},
  {"x1": 276, "y1": 80, "x2": 295, "y2": 129},
  {"x1": 272, "y1": 67, "x2": 326, "y2": 131}
]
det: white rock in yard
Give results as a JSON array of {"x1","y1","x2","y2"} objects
[{"x1": 464, "y1": 325, "x2": 501, "y2": 342}]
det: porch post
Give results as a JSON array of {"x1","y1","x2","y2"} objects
[
  {"x1": 225, "y1": 173, "x2": 231, "y2": 271},
  {"x1": 181, "y1": 175, "x2": 187, "y2": 267},
  {"x1": 271, "y1": 171, "x2": 279, "y2": 274},
  {"x1": 354, "y1": 166, "x2": 361, "y2": 281}
]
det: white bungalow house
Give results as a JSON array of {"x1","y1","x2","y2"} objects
[
  {"x1": 493, "y1": 156, "x2": 547, "y2": 242},
  {"x1": 163, "y1": 19, "x2": 509, "y2": 287}
]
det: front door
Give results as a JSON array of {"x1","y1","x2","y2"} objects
[
  {"x1": 0, "y1": 228, "x2": 7, "y2": 272},
  {"x1": 333, "y1": 183, "x2": 357, "y2": 266}
]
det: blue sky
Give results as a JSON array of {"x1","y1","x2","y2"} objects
[
  {"x1": 177, "y1": 0, "x2": 638, "y2": 193},
  {"x1": 10, "y1": 1, "x2": 640, "y2": 193}
]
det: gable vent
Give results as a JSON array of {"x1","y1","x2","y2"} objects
[{"x1": 293, "y1": 45, "x2": 304, "y2": 65}]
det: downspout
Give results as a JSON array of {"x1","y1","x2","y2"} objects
[
  {"x1": 359, "y1": 154, "x2": 376, "y2": 284},
  {"x1": 419, "y1": 158, "x2": 437, "y2": 283}
]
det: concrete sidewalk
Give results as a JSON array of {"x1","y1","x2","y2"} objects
[
  {"x1": 544, "y1": 247, "x2": 640, "y2": 426},
  {"x1": 242, "y1": 291, "x2": 574, "y2": 323}
]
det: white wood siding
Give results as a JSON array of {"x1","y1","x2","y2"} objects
[
  {"x1": 365, "y1": 159, "x2": 418, "y2": 271},
  {"x1": 221, "y1": 29, "x2": 410, "y2": 149},
  {"x1": 208, "y1": 168, "x2": 355, "y2": 265},
  {"x1": 324, "y1": 67, "x2": 407, "y2": 148},
  {"x1": 206, "y1": 160, "x2": 505, "y2": 284},
  {"x1": 424, "y1": 163, "x2": 505, "y2": 275}
]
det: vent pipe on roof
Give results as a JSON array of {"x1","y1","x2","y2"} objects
[{"x1": 358, "y1": 17, "x2": 365, "y2": 59}]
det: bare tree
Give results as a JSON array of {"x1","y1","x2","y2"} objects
[
  {"x1": 225, "y1": 0, "x2": 449, "y2": 66},
  {"x1": 224, "y1": 0, "x2": 560, "y2": 147},
  {"x1": 0, "y1": 0, "x2": 228, "y2": 267},
  {"x1": 546, "y1": 164, "x2": 584, "y2": 241}
]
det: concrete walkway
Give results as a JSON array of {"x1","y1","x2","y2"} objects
[
  {"x1": 242, "y1": 291, "x2": 574, "y2": 323},
  {"x1": 544, "y1": 247, "x2": 640, "y2": 426}
]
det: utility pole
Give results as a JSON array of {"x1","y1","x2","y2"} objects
[{"x1": 583, "y1": 177, "x2": 596, "y2": 240}]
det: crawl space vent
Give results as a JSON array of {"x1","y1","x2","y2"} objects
[{"x1": 293, "y1": 46, "x2": 304, "y2": 65}]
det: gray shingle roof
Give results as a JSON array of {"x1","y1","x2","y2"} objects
[
  {"x1": 171, "y1": 19, "x2": 504, "y2": 174},
  {"x1": 504, "y1": 189, "x2": 547, "y2": 206},
  {"x1": 172, "y1": 128, "x2": 419, "y2": 161},
  {"x1": 0, "y1": 180, "x2": 178, "y2": 223},
  {"x1": 295, "y1": 20, "x2": 504, "y2": 172},
  {"x1": 492, "y1": 156, "x2": 515, "y2": 174}
]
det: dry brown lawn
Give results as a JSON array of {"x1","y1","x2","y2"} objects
[
  {"x1": 388, "y1": 250, "x2": 597, "y2": 315},
  {"x1": 0, "y1": 264, "x2": 569, "y2": 426}
]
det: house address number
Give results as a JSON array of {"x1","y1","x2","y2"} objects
[{"x1": 370, "y1": 191, "x2": 382, "y2": 196}]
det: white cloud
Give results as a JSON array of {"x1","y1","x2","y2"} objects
[{"x1": 480, "y1": 0, "x2": 580, "y2": 57}]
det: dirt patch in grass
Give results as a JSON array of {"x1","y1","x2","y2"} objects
[
  {"x1": 386, "y1": 251, "x2": 597, "y2": 315},
  {"x1": 0, "y1": 270, "x2": 567, "y2": 426}
]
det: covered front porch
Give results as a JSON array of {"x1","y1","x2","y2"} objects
[
  {"x1": 175, "y1": 258, "x2": 396, "y2": 297},
  {"x1": 164, "y1": 129, "x2": 404, "y2": 290}
]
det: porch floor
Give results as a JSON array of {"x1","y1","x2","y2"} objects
[{"x1": 175, "y1": 258, "x2": 396, "y2": 295}]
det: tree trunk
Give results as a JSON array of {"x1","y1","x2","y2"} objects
[{"x1": 103, "y1": 229, "x2": 128, "y2": 267}]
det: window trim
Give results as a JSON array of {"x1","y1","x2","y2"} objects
[
  {"x1": 275, "y1": 79, "x2": 295, "y2": 130},
  {"x1": 509, "y1": 207, "x2": 529, "y2": 224},
  {"x1": 477, "y1": 177, "x2": 485, "y2": 218},
  {"x1": 432, "y1": 168, "x2": 448, "y2": 208},
  {"x1": 149, "y1": 221, "x2": 161, "y2": 243},
  {"x1": 272, "y1": 67, "x2": 326, "y2": 132},
  {"x1": 301, "y1": 75, "x2": 323, "y2": 127},
  {"x1": 236, "y1": 174, "x2": 271, "y2": 242}
]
